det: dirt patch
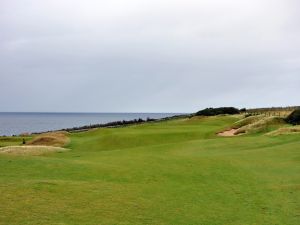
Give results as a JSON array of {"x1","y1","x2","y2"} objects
[
  {"x1": 0, "y1": 145, "x2": 69, "y2": 156},
  {"x1": 217, "y1": 129, "x2": 238, "y2": 137},
  {"x1": 27, "y1": 131, "x2": 70, "y2": 147}
]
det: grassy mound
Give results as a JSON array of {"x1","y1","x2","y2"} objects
[
  {"x1": 232, "y1": 115, "x2": 266, "y2": 128},
  {"x1": 0, "y1": 146, "x2": 69, "y2": 156},
  {"x1": 234, "y1": 116, "x2": 285, "y2": 135},
  {"x1": 266, "y1": 125, "x2": 300, "y2": 136},
  {"x1": 27, "y1": 131, "x2": 70, "y2": 147}
]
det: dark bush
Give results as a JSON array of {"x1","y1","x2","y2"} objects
[
  {"x1": 196, "y1": 107, "x2": 240, "y2": 116},
  {"x1": 240, "y1": 108, "x2": 246, "y2": 113},
  {"x1": 286, "y1": 109, "x2": 300, "y2": 125}
]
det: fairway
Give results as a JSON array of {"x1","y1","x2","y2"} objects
[{"x1": 0, "y1": 116, "x2": 299, "y2": 225}]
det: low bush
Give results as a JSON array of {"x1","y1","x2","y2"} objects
[
  {"x1": 285, "y1": 109, "x2": 300, "y2": 125},
  {"x1": 196, "y1": 107, "x2": 240, "y2": 116}
]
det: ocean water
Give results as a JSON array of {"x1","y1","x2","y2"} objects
[{"x1": 0, "y1": 112, "x2": 179, "y2": 136}]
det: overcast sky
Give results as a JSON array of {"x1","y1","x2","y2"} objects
[{"x1": 0, "y1": 0, "x2": 299, "y2": 112}]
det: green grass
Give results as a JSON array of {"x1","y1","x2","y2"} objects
[
  {"x1": 0, "y1": 136, "x2": 31, "y2": 147},
  {"x1": 0, "y1": 116, "x2": 299, "y2": 225}
]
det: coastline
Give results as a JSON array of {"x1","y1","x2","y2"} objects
[{"x1": 0, "y1": 113, "x2": 189, "y2": 137}]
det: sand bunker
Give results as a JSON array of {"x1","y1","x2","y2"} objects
[
  {"x1": 0, "y1": 145, "x2": 69, "y2": 156},
  {"x1": 217, "y1": 129, "x2": 238, "y2": 137}
]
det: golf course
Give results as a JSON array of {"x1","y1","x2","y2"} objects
[{"x1": 0, "y1": 114, "x2": 299, "y2": 225}]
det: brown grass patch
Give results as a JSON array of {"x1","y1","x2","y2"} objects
[
  {"x1": 0, "y1": 146, "x2": 69, "y2": 156},
  {"x1": 27, "y1": 131, "x2": 70, "y2": 147}
]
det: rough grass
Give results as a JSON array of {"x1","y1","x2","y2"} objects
[
  {"x1": 232, "y1": 115, "x2": 266, "y2": 128},
  {"x1": 0, "y1": 116, "x2": 299, "y2": 225},
  {"x1": 27, "y1": 131, "x2": 70, "y2": 147},
  {"x1": 0, "y1": 146, "x2": 69, "y2": 156},
  {"x1": 234, "y1": 116, "x2": 286, "y2": 135},
  {"x1": 266, "y1": 125, "x2": 300, "y2": 136}
]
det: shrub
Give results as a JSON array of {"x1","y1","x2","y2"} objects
[
  {"x1": 285, "y1": 109, "x2": 300, "y2": 125},
  {"x1": 196, "y1": 107, "x2": 240, "y2": 116},
  {"x1": 240, "y1": 108, "x2": 246, "y2": 113}
]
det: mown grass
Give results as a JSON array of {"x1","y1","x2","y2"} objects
[{"x1": 0, "y1": 115, "x2": 299, "y2": 225}]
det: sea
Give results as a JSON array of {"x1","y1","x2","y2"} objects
[{"x1": 0, "y1": 112, "x2": 180, "y2": 136}]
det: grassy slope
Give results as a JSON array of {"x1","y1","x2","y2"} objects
[{"x1": 0, "y1": 116, "x2": 299, "y2": 225}]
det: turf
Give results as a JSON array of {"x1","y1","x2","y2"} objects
[{"x1": 0, "y1": 115, "x2": 299, "y2": 225}]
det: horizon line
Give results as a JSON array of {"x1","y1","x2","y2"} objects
[{"x1": 0, "y1": 111, "x2": 189, "y2": 114}]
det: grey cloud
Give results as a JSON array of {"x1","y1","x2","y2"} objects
[{"x1": 0, "y1": 0, "x2": 299, "y2": 112}]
